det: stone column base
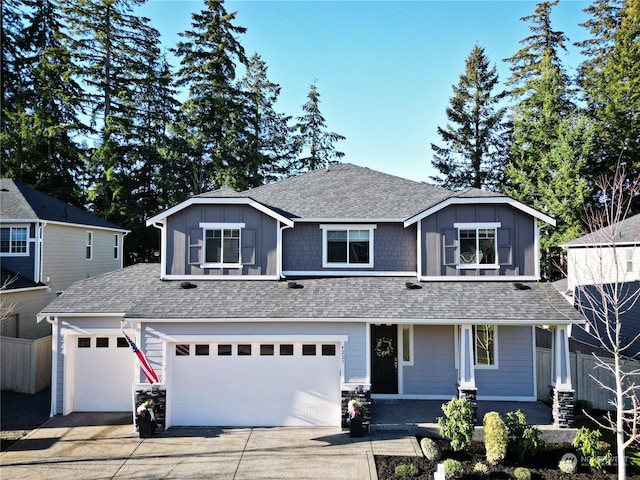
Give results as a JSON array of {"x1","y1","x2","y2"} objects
[
  {"x1": 458, "y1": 387, "x2": 478, "y2": 425},
  {"x1": 552, "y1": 388, "x2": 574, "y2": 428}
]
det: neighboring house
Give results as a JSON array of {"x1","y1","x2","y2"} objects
[
  {"x1": 40, "y1": 164, "x2": 583, "y2": 428},
  {"x1": 0, "y1": 178, "x2": 128, "y2": 339},
  {"x1": 561, "y1": 213, "x2": 640, "y2": 358}
]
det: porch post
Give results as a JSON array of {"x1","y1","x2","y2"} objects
[
  {"x1": 551, "y1": 325, "x2": 574, "y2": 428},
  {"x1": 458, "y1": 324, "x2": 477, "y2": 423}
]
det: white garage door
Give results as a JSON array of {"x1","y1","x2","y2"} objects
[
  {"x1": 170, "y1": 341, "x2": 341, "y2": 426},
  {"x1": 72, "y1": 335, "x2": 133, "y2": 411}
]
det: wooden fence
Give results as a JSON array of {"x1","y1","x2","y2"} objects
[
  {"x1": 537, "y1": 347, "x2": 640, "y2": 411},
  {"x1": 1, "y1": 335, "x2": 51, "y2": 394}
]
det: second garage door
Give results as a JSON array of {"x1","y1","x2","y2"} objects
[{"x1": 170, "y1": 341, "x2": 341, "y2": 427}]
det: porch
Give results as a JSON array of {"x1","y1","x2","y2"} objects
[{"x1": 370, "y1": 399, "x2": 577, "y2": 443}]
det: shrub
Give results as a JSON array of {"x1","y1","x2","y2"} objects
[
  {"x1": 394, "y1": 464, "x2": 419, "y2": 477},
  {"x1": 473, "y1": 462, "x2": 489, "y2": 476},
  {"x1": 558, "y1": 458, "x2": 577, "y2": 474},
  {"x1": 513, "y1": 467, "x2": 531, "y2": 480},
  {"x1": 572, "y1": 426, "x2": 612, "y2": 472},
  {"x1": 437, "y1": 398, "x2": 474, "y2": 451},
  {"x1": 420, "y1": 437, "x2": 441, "y2": 461},
  {"x1": 443, "y1": 458, "x2": 463, "y2": 479},
  {"x1": 504, "y1": 409, "x2": 548, "y2": 461},
  {"x1": 483, "y1": 411, "x2": 508, "y2": 465}
]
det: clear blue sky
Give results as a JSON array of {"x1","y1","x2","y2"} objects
[{"x1": 137, "y1": 0, "x2": 591, "y2": 184}]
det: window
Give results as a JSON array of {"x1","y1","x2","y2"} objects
[
  {"x1": 0, "y1": 226, "x2": 28, "y2": 255},
  {"x1": 321, "y1": 344, "x2": 336, "y2": 356},
  {"x1": 626, "y1": 248, "x2": 634, "y2": 273},
  {"x1": 86, "y1": 231, "x2": 93, "y2": 259},
  {"x1": 176, "y1": 344, "x2": 190, "y2": 356},
  {"x1": 114, "y1": 234, "x2": 119, "y2": 259},
  {"x1": 195, "y1": 344, "x2": 210, "y2": 356},
  {"x1": 117, "y1": 337, "x2": 128, "y2": 348},
  {"x1": 238, "y1": 344, "x2": 252, "y2": 356},
  {"x1": 200, "y1": 223, "x2": 244, "y2": 266},
  {"x1": 454, "y1": 223, "x2": 500, "y2": 266},
  {"x1": 77, "y1": 337, "x2": 90, "y2": 348},
  {"x1": 402, "y1": 325, "x2": 413, "y2": 364},
  {"x1": 321, "y1": 224, "x2": 376, "y2": 267},
  {"x1": 280, "y1": 344, "x2": 294, "y2": 356},
  {"x1": 474, "y1": 325, "x2": 496, "y2": 367},
  {"x1": 96, "y1": 337, "x2": 109, "y2": 348},
  {"x1": 302, "y1": 344, "x2": 316, "y2": 356},
  {"x1": 218, "y1": 344, "x2": 232, "y2": 356},
  {"x1": 260, "y1": 344, "x2": 274, "y2": 356}
]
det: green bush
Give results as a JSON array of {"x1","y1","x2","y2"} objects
[
  {"x1": 419, "y1": 437, "x2": 441, "y2": 461},
  {"x1": 473, "y1": 462, "x2": 489, "y2": 476},
  {"x1": 483, "y1": 411, "x2": 508, "y2": 465},
  {"x1": 558, "y1": 458, "x2": 577, "y2": 474},
  {"x1": 504, "y1": 409, "x2": 548, "y2": 461},
  {"x1": 513, "y1": 467, "x2": 531, "y2": 480},
  {"x1": 443, "y1": 458, "x2": 464, "y2": 479},
  {"x1": 394, "y1": 463, "x2": 419, "y2": 477},
  {"x1": 437, "y1": 398, "x2": 474, "y2": 451},
  {"x1": 572, "y1": 426, "x2": 612, "y2": 472}
]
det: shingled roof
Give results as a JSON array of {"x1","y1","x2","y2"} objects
[
  {"x1": 41, "y1": 263, "x2": 583, "y2": 324},
  {"x1": 0, "y1": 178, "x2": 126, "y2": 231},
  {"x1": 195, "y1": 163, "x2": 505, "y2": 221},
  {"x1": 563, "y1": 213, "x2": 640, "y2": 247}
]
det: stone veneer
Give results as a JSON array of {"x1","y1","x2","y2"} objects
[
  {"x1": 135, "y1": 387, "x2": 166, "y2": 431},
  {"x1": 458, "y1": 387, "x2": 478, "y2": 425},
  {"x1": 552, "y1": 388, "x2": 574, "y2": 428},
  {"x1": 341, "y1": 386, "x2": 371, "y2": 432}
]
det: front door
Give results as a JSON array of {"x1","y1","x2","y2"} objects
[{"x1": 371, "y1": 325, "x2": 398, "y2": 394}]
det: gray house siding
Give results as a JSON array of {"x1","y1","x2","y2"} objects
[
  {"x1": 144, "y1": 321, "x2": 367, "y2": 384},
  {"x1": 422, "y1": 205, "x2": 536, "y2": 277},
  {"x1": 282, "y1": 223, "x2": 416, "y2": 272},
  {"x1": 476, "y1": 326, "x2": 535, "y2": 398},
  {"x1": 403, "y1": 325, "x2": 457, "y2": 396},
  {"x1": 165, "y1": 205, "x2": 278, "y2": 276}
]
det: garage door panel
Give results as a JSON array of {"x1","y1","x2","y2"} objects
[{"x1": 171, "y1": 342, "x2": 341, "y2": 426}]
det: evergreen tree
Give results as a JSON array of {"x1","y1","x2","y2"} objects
[
  {"x1": 430, "y1": 44, "x2": 508, "y2": 191},
  {"x1": 577, "y1": 0, "x2": 640, "y2": 182},
  {"x1": 1, "y1": 0, "x2": 86, "y2": 205},
  {"x1": 173, "y1": 0, "x2": 254, "y2": 194},
  {"x1": 503, "y1": 0, "x2": 592, "y2": 278},
  {"x1": 294, "y1": 81, "x2": 345, "y2": 172}
]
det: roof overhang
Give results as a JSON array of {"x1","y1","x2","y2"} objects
[
  {"x1": 146, "y1": 198, "x2": 294, "y2": 228},
  {"x1": 560, "y1": 241, "x2": 639, "y2": 249},
  {"x1": 403, "y1": 197, "x2": 556, "y2": 228}
]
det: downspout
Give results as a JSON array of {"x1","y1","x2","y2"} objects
[
  {"x1": 278, "y1": 222, "x2": 293, "y2": 279},
  {"x1": 45, "y1": 315, "x2": 57, "y2": 417},
  {"x1": 151, "y1": 221, "x2": 166, "y2": 279},
  {"x1": 534, "y1": 220, "x2": 541, "y2": 281},
  {"x1": 35, "y1": 222, "x2": 46, "y2": 283},
  {"x1": 416, "y1": 220, "x2": 422, "y2": 280},
  {"x1": 121, "y1": 230, "x2": 130, "y2": 269}
]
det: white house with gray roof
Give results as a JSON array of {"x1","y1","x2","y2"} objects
[{"x1": 40, "y1": 163, "x2": 583, "y2": 428}]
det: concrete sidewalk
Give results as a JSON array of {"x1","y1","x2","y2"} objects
[{"x1": 0, "y1": 413, "x2": 421, "y2": 480}]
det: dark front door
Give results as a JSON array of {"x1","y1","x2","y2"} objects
[{"x1": 371, "y1": 324, "x2": 398, "y2": 394}]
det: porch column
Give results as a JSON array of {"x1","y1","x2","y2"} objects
[
  {"x1": 458, "y1": 325, "x2": 477, "y2": 423},
  {"x1": 551, "y1": 325, "x2": 574, "y2": 428}
]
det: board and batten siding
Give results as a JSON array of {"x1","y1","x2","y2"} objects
[
  {"x1": 282, "y1": 223, "x2": 417, "y2": 272},
  {"x1": 475, "y1": 326, "x2": 535, "y2": 398},
  {"x1": 403, "y1": 325, "x2": 458, "y2": 396},
  {"x1": 422, "y1": 205, "x2": 536, "y2": 278},
  {"x1": 144, "y1": 321, "x2": 367, "y2": 384},
  {"x1": 165, "y1": 204, "x2": 278, "y2": 277},
  {"x1": 42, "y1": 223, "x2": 123, "y2": 293}
]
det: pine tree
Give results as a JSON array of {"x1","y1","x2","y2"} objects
[
  {"x1": 504, "y1": 0, "x2": 592, "y2": 278},
  {"x1": 294, "y1": 82, "x2": 345, "y2": 172},
  {"x1": 430, "y1": 44, "x2": 508, "y2": 191},
  {"x1": 577, "y1": 0, "x2": 640, "y2": 182},
  {"x1": 173, "y1": 0, "x2": 253, "y2": 193},
  {"x1": 1, "y1": 0, "x2": 86, "y2": 205}
]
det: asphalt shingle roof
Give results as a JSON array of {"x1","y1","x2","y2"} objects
[
  {"x1": 563, "y1": 213, "x2": 640, "y2": 247},
  {"x1": 196, "y1": 163, "x2": 504, "y2": 220},
  {"x1": 0, "y1": 178, "x2": 125, "y2": 230},
  {"x1": 1, "y1": 268, "x2": 46, "y2": 290},
  {"x1": 41, "y1": 263, "x2": 584, "y2": 324}
]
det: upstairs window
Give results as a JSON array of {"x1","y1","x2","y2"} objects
[
  {"x1": 321, "y1": 224, "x2": 375, "y2": 268},
  {"x1": 454, "y1": 223, "x2": 500, "y2": 267},
  {"x1": 0, "y1": 226, "x2": 28, "y2": 255},
  {"x1": 626, "y1": 248, "x2": 634, "y2": 273},
  {"x1": 200, "y1": 223, "x2": 244, "y2": 267},
  {"x1": 86, "y1": 231, "x2": 93, "y2": 259},
  {"x1": 114, "y1": 234, "x2": 119, "y2": 259}
]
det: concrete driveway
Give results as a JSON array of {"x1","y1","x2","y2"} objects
[{"x1": 0, "y1": 413, "x2": 421, "y2": 479}]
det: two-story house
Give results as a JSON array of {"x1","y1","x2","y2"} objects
[
  {"x1": 1, "y1": 179, "x2": 127, "y2": 392},
  {"x1": 40, "y1": 164, "x2": 583, "y2": 427}
]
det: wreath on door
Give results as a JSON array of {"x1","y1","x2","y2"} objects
[{"x1": 375, "y1": 337, "x2": 394, "y2": 358}]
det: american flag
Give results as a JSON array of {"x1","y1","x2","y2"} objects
[{"x1": 122, "y1": 331, "x2": 160, "y2": 384}]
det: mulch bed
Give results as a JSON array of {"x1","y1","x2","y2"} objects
[{"x1": 375, "y1": 438, "x2": 640, "y2": 479}]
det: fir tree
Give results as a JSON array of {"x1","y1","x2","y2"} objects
[{"x1": 430, "y1": 44, "x2": 508, "y2": 191}]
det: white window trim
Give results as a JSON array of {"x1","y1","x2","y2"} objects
[
  {"x1": 320, "y1": 224, "x2": 376, "y2": 268},
  {"x1": 199, "y1": 222, "x2": 245, "y2": 268},
  {"x1": 114, "y1": 234, "x2": 119, "y2": 260},
  {"x1": 400, "y1": 324, "x2": 414, "y2": 366},
  {"x1": 0, "y1": 225, "x2": 30, "y2": 257},
  {"x1": 85, "y1": 231, "x2": 93, "y2": 260},
  {"x1": 454, "y1": 222, "x2": 500, "y2": 269},
  {"x1": 454, "y1": 325, "x2": 499, "y2": 369},
  {"x1": 625, "y1": 248, "x2": 634, "y2": 273}
]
